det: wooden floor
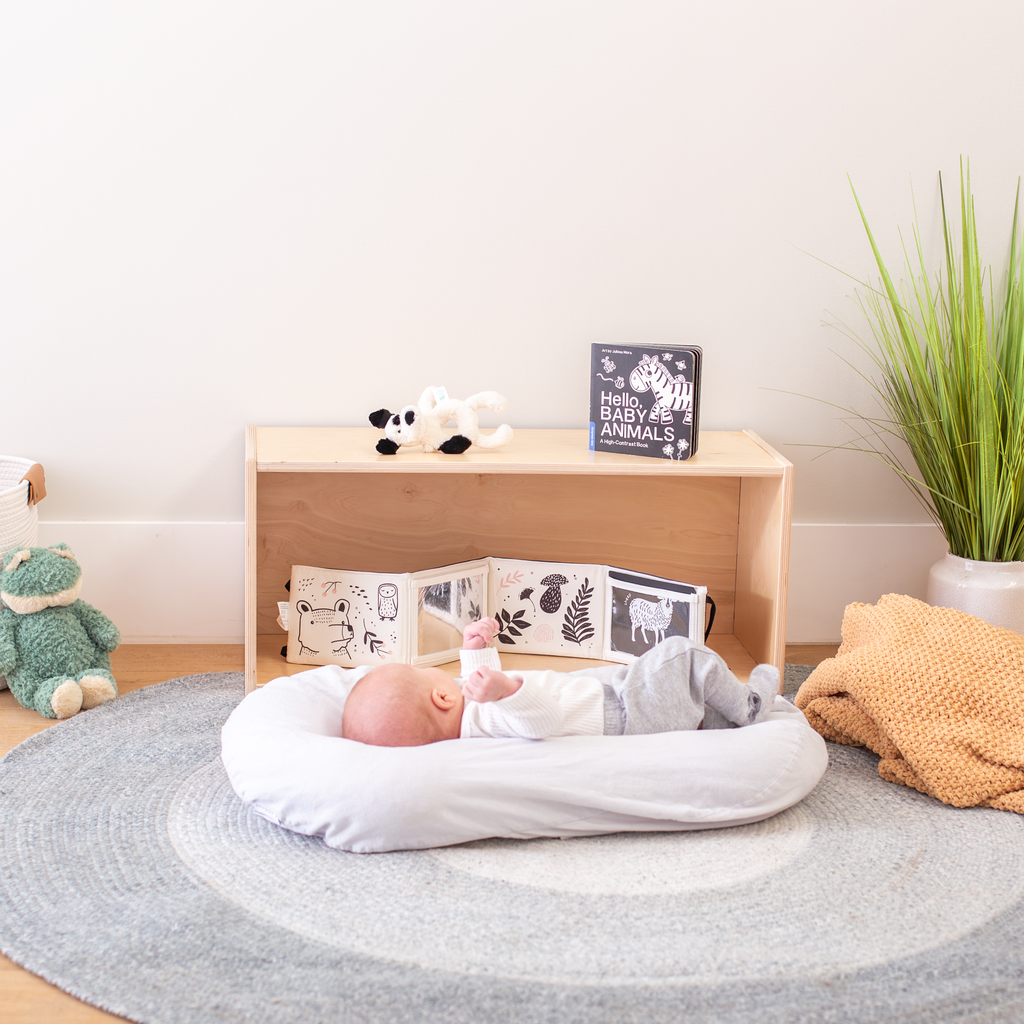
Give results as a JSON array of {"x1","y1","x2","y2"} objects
[
  {"x1": 0, "y1": 641, "x2": 838, "y2": 1024},
  {"x1": 783, "y1": 643, "x2": 840, "y2": 670}
]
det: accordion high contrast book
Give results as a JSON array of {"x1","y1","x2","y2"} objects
[
  {"x1": 589, "y1": 342, "x2": 702, "y2": 459},
  {"x1": 283, "y1": 557, "x2": 711, "y2": 670}
]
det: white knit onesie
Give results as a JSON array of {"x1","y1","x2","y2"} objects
[{"x1": 456, "y1": 639, "x2": 779, "y2": 739}]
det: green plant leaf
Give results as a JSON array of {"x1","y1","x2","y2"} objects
[{"x1": 835, "y1": 160, "x2": 1024, "y2": 562}]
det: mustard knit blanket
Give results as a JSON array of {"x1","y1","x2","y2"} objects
[{"x1": 795, "y1": 593, "x2": 1024, "y2": 813}]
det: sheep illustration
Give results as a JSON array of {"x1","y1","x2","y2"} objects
[
  {"x1": 295, "y1": 598, "x2": 355, "y2": 658},
  {"x1": 628, "y1": 595, "x2": 673, "y2": 645}
]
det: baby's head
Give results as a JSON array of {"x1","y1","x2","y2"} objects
[{"x1": 342, "y1": 664, "x2": 465, "y2": 746}]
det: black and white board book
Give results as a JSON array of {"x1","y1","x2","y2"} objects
[
  {"x1": 283, "y1": 557, "x2": 710, "y2": 669},
  {"x1": 589, "y1": 342, "x2": 702, "y2": 459}
]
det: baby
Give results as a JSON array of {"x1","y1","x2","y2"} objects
[{"x1": 341, "y1": 618, "x2": 780, "y2": 746}]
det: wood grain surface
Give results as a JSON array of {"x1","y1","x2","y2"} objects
[{"x1": 254, "y1": 470, "x2": 743, "y2": 637}]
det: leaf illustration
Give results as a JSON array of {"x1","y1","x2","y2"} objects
[
  {"x1": 561, "y1": 578, "x2": 595, "y2": 645},
  {"x1": 498, "y1": 571, "x2": 525, "y2": 590},
  {"x1": 362, "y1": 620, "x2": 392, "y2": 659},
  {"x1": 496, "y1": 607, "x2": 532, "y2": 645}
]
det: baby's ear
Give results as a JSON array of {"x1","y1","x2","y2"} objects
[{"x1": 431, "y1": 687, "x2": 457, "y2": 711}]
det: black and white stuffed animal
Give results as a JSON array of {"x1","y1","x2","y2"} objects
[{"x1": 369, "y1": 388, "x2": 513, "y2": 455}]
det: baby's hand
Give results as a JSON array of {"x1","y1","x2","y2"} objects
[
  {"x1": 463, "y1": 617, "x2": 500, "y2": 650},
  {"x1": 462, "y1": 668, "x2": 522, "y2": 703}
]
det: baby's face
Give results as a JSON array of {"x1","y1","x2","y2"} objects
[{"x1": 342, "y1": 664, "x2": 465, "y2": 746}]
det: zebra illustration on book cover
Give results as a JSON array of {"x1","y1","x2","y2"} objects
[
  {"x1": 630, "y1": 354, "x2": 693, "y2": 425},
  {"x1": 589, "y1": 343, "x2": 702, "y2": 459}
]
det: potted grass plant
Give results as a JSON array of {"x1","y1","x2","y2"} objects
[{"x1": 839, "y1": 161, "x2": 1024, "y2": 632}]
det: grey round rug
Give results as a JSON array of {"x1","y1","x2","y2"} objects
[{"x1": 1, "y1": 673, "x2": 1023, "y2": 1024}]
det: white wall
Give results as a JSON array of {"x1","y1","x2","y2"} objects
[{"x1": 3, "y1": 2, "x2": 1021, "y2": 642}]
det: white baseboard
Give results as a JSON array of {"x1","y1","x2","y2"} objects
[
  {"x1": 787, "y1": 522, "x2": 948, "y2": 643},
  {"x1": 34, "y1": 520, "x2": 947, "y2": 646},
  {"x1": 37, "y1": 522, "x2": 245, "y2": 644}
]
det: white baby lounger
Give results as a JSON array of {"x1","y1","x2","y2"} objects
[{"x1": 221, "y1": 664, "x2": 828, "y2": 854}]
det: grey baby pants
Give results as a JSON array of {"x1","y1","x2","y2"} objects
[{"x1": 570, "y1": 636, "x2": 780, "y2": 735}]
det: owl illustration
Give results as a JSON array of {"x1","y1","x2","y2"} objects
[{"x1": 377, "y1": 583, "x2": 399, "y2": 620}]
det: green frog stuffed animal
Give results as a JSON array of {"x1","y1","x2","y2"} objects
[{"x1": 0, "y1": 544, "x2": 120, "y2": 719}]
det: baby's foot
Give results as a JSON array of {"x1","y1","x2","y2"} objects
[{"x1": 745, "y1": 665, "x2": 780, "y2": 724}]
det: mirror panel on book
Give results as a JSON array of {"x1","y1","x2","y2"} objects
[{"x1": 417, "y1": 573, "x2": 487, "y2": 658}]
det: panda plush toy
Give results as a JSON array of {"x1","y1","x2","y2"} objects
[{"x1": 369, "y1": 387, "x2": 513, "y2": 455}]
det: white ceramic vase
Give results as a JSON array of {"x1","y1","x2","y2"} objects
[{"x1": 926, "y1": 552, "x2": 1024, "y2": 634}]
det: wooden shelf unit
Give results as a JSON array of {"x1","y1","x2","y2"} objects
[{"x1": 245, "y1": 427, "x2": 793, "y2": 693}]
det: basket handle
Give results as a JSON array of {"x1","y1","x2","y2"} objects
[{"x1": 20, "y1": 464, "x2": 46, "y2": 505}]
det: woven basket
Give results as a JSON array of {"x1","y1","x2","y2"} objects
[{"x1": 0, "y1": 456, "x2": 40, "y2": 559}]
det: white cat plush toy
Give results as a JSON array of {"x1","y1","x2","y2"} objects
[{"x1": 369, "y1": 388, "x2": 513, "y2": 455}]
